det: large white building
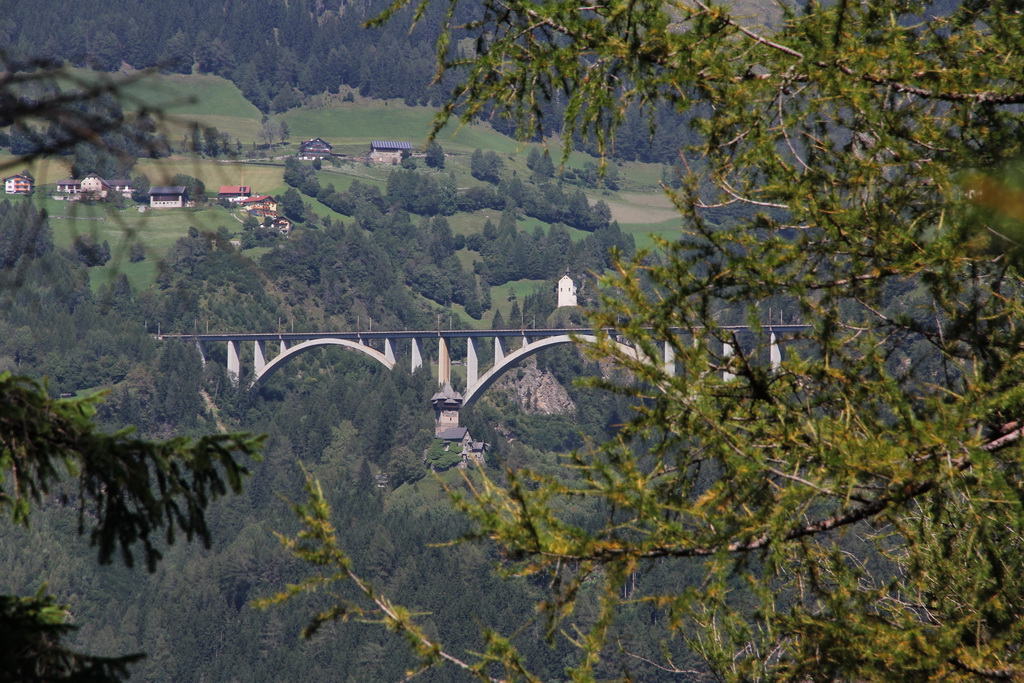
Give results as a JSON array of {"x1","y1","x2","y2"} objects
[{"x1": 557, "y1": 275, "x2": 578, "y2": 308}]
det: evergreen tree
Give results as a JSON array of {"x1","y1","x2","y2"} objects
[
  {"x1": 424, "y1": 140, "x2": 444, "y2": 169},
  {"x1": 280, "y1": 188, "x2": 305, "y2": 222}
]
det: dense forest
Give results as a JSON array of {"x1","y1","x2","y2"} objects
[
  {"x1": 0, "y1": 183, "x2": 665, "y2": 679},
  {"x1": 0, "y1": 0, "x2": 700, "y2": 163}
]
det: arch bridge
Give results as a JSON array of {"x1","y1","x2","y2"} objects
[{"x1": 157, "y1": 326, "x2": 806, "y2": 407}]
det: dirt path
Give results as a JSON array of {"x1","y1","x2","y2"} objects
[{"x1": 201, "y1": 390, "x2": 230, "y2": 433}]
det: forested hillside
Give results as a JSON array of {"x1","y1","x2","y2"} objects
[
  {"x1": 0, "y1": 0, "x2": 705, "y2": 163},
  {"x1": 12, "y1": 0, "x2": 1016, "y2": 676},
  {"x1": 0, "y1": 158, "x2": 652, "y2": 679}
]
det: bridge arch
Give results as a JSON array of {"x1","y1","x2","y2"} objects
[
  {"x1": 252, "y1": 338, "x2": 394, "y2": 389},
  {"x1": 462, "y1": 334, "x2": 635, "y2": 407}
]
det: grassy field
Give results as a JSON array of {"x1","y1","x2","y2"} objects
[
  {"x1": 134, "y1": 158, "x2": 286, "y2": 194},
  {"x1": 282, "y1": 100, "x2": 526, "y2": 156},
  {"x1": 619, "y1": 218, "x2": 686, "y2": 250},
  {"x1": 603, "y1": 190, "x2": 681, "y2": 225},
  {"x1": 120, "y1": 73, "x2": 264, "y2": 144},
  {"x1": 88, "y1": 258, "x2": 159, "y2": 293},
  {"x1": 0, "y1": 155, "x2": 72, "y2": 184}
]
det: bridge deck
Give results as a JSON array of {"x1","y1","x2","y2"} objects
[{"x1": 156, "y1": 325, "x2": 811, "y2": 343}]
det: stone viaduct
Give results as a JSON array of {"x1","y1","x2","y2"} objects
[{"x1": 157, "y1": 325, "x2": 806, "y2": 407}]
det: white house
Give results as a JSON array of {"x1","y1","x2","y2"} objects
[{"x1": 3, "y1": 173, "x2": 33, "y2": 194}]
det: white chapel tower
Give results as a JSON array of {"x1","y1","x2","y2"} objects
[{"x1": 557, "y1": 274, "x2": 578, "y2": 308}]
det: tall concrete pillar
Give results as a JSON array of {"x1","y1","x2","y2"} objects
[
  {"x1": 438, "y1": 338, "x2": 451, "y2": 386},
  {"x1": 411, "y1": 338, "x2": 422, "y2": 372},
  {"x1": 384, "y1": 338, "x2": 395, "y2": 365},
  {"x1": 770, "y1": 332, "x2": 781, "y2": 371},
  {"x1": 520, "y1": 333, "x2": 529, "y2": 352},
  {"x1": 722, "y1": 340, "x2": 735, "y2": 382},
  {"x1": 466, "y1": 338, "x2": 478, "y2": 388},
  {"x1": 196, "y1": 340, "x2": 207, "y2": 366},
  {"x1": 494, "y1": 337, "x2": 505, "y2": 364},
  {"x1": 254, "y1": 340, "x2": 267, "y2": 378},
  {"x1": 227, "y1": 340, "x2": 240, "y2": 386},
  {"x1": 280, "y1": 339, "x2": 289, "y2": 354}
]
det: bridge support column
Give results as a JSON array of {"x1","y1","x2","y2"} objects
[
  {"x1": 494, "y1": 337, "x2": 505, "y2": 365},
  {"x1": 384, "y1": 339, "x2": 395, "y2": 365},
  {"x1": 664, "y1": 341, "x2": 675, "y2": 377},
  {"x1": 280, "y1": 339, "x2": 288, "y2": 354},
  {"x1": 227, "y1": 340, "x2": 240, "y2": 386},
  {"x1": 722, "y1": 340, "x2": 735, "y2": 382},
  {"x1": 770, "y1": 332, "x2": 781, "y2": 371},
  {"x1": 466, "y1": 338, "x2": 478, "y2": 388},
  {"x1": 254, "y1": 341, "x2": 267, "y2": 378},
  {"x1": 196, "y1": 340, "x2": 206, "y2": 366},
  {"x1": 438, "y1": 338, "x2": 451, "y2": 386},
  {"x1": 411, "y1": 338, "x2": 422, "y2": 373}
]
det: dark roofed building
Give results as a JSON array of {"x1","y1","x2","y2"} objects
[
  {"x1": 370, "y1": 140, "x2": 413, "y2": 164},
  {"x1": 298, "y1": 138, "x2": 333, "y2": 160},
  {"x1": 437, "y1": 426, "x2": 469, "y2": 442},
  {"x1": 149, "y1": 186, "x2": 189, "y2": 208}
]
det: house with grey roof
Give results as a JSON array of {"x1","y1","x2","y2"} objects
[
  {"x1": 148, "y1": 186, "x2": 189, "y2": 208},
  {"x1": 370, "y1": 140, "x2": 413, "y2": 164}
]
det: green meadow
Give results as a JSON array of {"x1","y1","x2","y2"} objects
[
  {"x1": 4, "y1": 73, "x2": 680, "y2": 296},
  {"x1": 282, "y1": 101, "x2": 525, "y2": 156},
  {"x1": 120, "y1": 73, "x2": 264, "y2": 144}
]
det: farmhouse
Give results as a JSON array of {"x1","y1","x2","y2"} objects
[
  {"x1": 219, "y1": 185, "x2": 252, "y2": 202},
  {"x1": 370, "y1": 140, "x2": 412, "y2": 164},
  {"x1": 55, "y1": 174, "x2": 132, "y2": 200},
  {"x1": 268, "y1": 216, "x2": 292, "y2": 234},
  {"x1": 298, "y1": 138, "x2": 333, "y2": 160},
  {"x1": 148, "y1": 186, "x2": 189, "y2": 208},
  {"x1": 240, "y1": 195, "x2": 278, "y2": 213},
  {"x1": 3, "y1": 173, "x2": 33, "y2": 194}
]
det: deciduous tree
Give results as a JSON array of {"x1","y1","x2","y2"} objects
[{"x1": 269, "y1": 0, "x2": 1024, "y2": 679}]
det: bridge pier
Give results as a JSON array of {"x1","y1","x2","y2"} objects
[
  {"x1": 467, "y1": 338, "x2": 478, "y2": 386},
  {"x1": 411, "y1": 338, "x2": 422, "y2": 373},
  {"x1": 254, "y1": 340, "x2": 267, "y2": 377},
  {"x1": 438, "y1": 338, "x2": 451, "y2": 386},
  {"x1": 227, "y1": 340, "x2": 240, "y2": 385}
]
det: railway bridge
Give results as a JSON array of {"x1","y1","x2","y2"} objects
[{"x1": 157, "y1": 325, "x2": 806, "y2": 408}]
